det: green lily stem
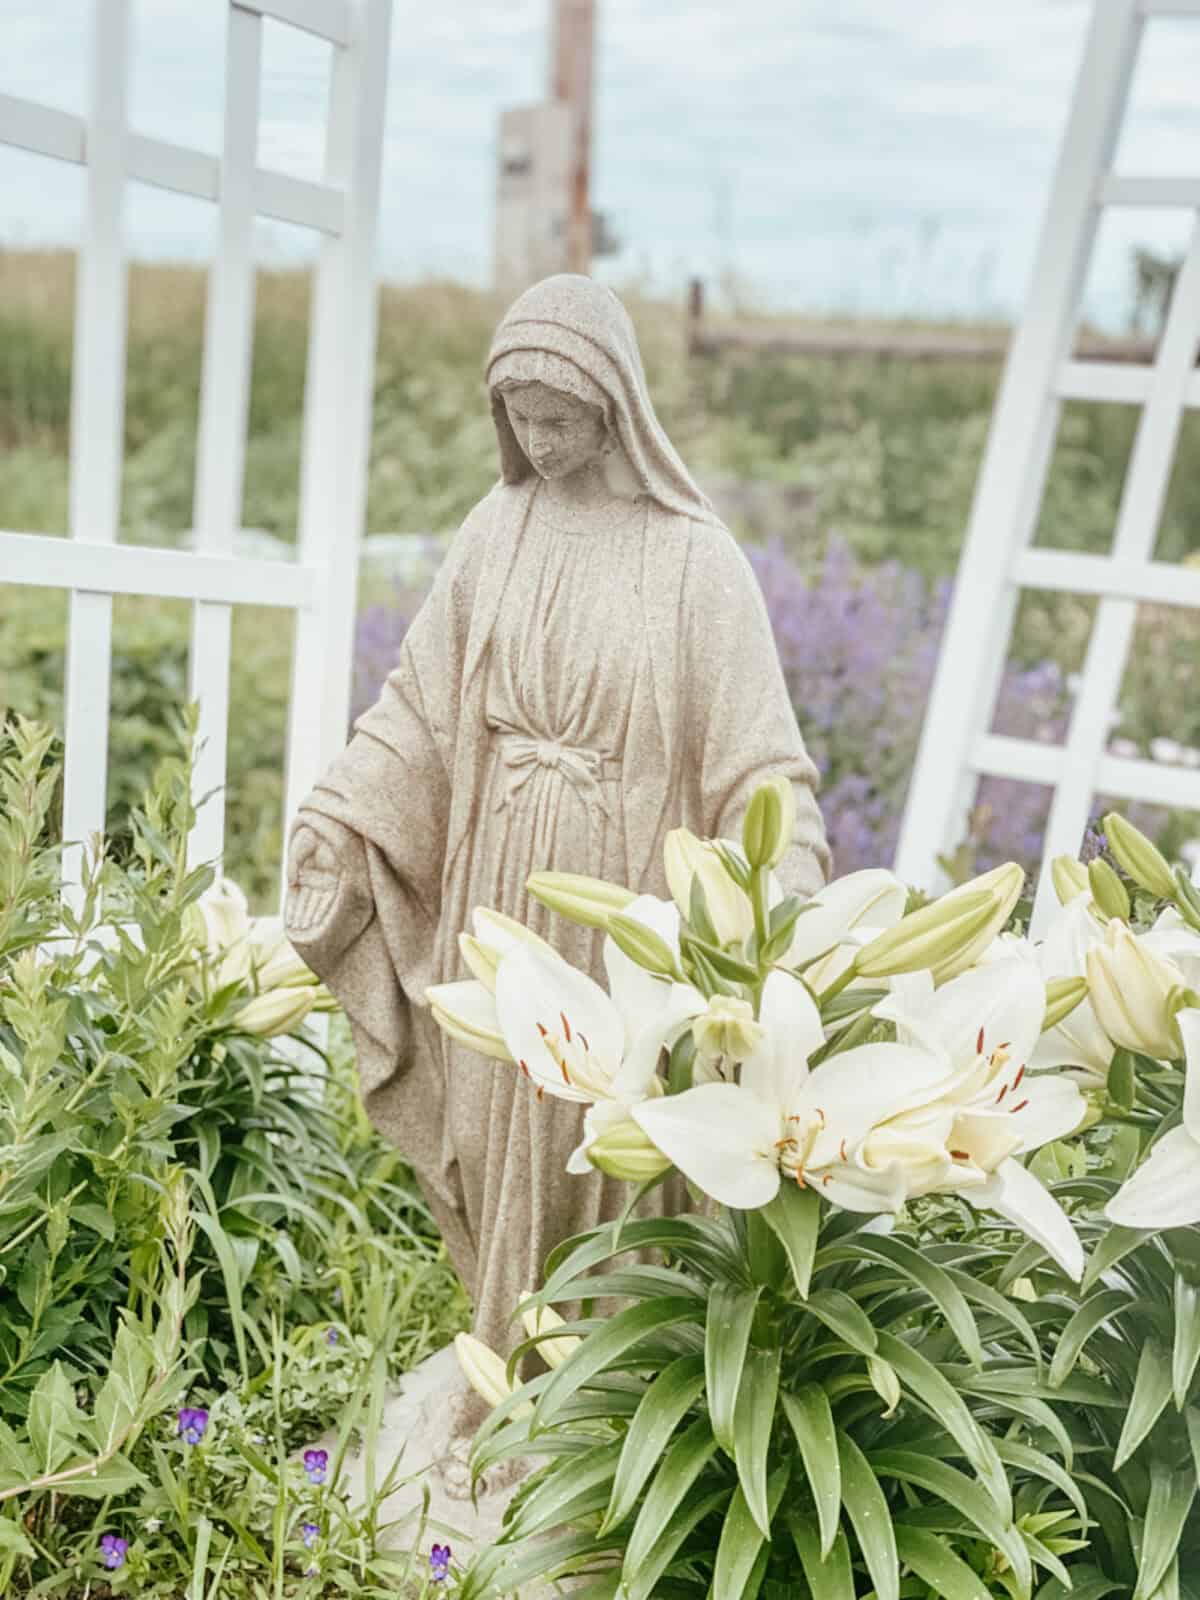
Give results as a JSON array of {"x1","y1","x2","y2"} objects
[
  {"x1": 751, "y1": 866, "x2": 770, "y2": 948},
  {"x1": 816, "y1": 963, "x2": 857, "y2": 1009}
]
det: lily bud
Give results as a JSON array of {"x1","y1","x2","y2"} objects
[
  {"x1": 427, "y1": 980, "x2": 515, "y2": 1063},
  {"x1": 853, "y1": 889, "x2": 996, "y2": 984},
  {"x1": 586, "y1": 1118, "x2": 674, "y2": 1182},
  {"x1": 453, "y1": 1332, "x2": 523, "y2": 1411},
  {"x1": 1088, "y1": 859, "x2": 1130, "y2": 922},
  {"x1": 664, "y1": 828, "x2": 754, "y2": 945},
  {"x1": 233, "y1": 985, "x2": 316, "y2": 1037},
  {"x1": 196, "y1": 876, "x2": 252, "y2": 954},
  {"x1": 692, "y1": 995, "x2": 765, "y2": 1063},
  {"x1": 1043, "y1": 976, "x2": 1089, "y2": 1033},
  {"x1": 1103, "y1": 813, "x2": 1178, "y2": 902},
  {"x1": 1051, "y1": 856, "x2": 1091, "y2": 907},
  {"x1": 253, "y1": 938, "x2": 313, "y2": 990},
  {"x1": 459, "y1": 933, "x2": 501, "y2": 992},
  {"x1": 931, "y1": 864, "x2": 1026, "y2": 982},
  {"x1": 606, "y1": 913, "x2": 679, "y2": 978},
  {"x1": 742, "y1": 777, "x2": 796, "y2": 870},
  {"x1": 518, "y1": 1292, "x2": 582, "y2": 1370},
  {"x1": 526, "y1": 871, "x2": 637, "y2": 930},
  {"x1": 1085, "y1": 921, "x2": 1187, "y2": 1061}
]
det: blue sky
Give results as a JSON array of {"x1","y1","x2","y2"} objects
[{"x1": 5, "y1": 0, "x2": 1200, "y2": 324}]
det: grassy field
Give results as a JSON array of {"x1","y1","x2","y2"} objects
[{"x1": 2, "y1": 249, "x2": 1198, "y2": 903}]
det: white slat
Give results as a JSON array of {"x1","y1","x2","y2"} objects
[
  {"x1": 1056, "y1": 359, "x2": 1151, "y2": 404},
  {"x1": 1100, "y1": 174, "x2": 1200, "y2": 206},
  {"x1": 1138, "y1": 0, "x2": 1200, "y2": 16},
  {"x1": 894, "y1": 0, "x2": 1144, "y2": 893},
  {"x1": 283, "y1": 0, "x2": 393, "y2": 910},
  {"x1": 1014, "y1": 548, "x2": 1200, "y2": 609},
  {"x1": 255, "y1": 168, "x2": 343, "y2": 234},
  {"x1": 188, "y1": 4, "x2": 263, "y2": 877},
  {"x1": 1031, "y1": 213, "x2": 1200, "y2": 930},
  {"x1": 234, "y1": 0, "x2": 350, "y2": 44},
  {"x1": 0, "y1": 532, "x2": 314, "y2": 607},
  {"x1": 1096, "y1": 752, "x2": 1200, "y2": 808},
  {"x1": 971, "y1": 735, "x2": 1066, "y2": 787},
  {"x1": 61, "y1": 0, "x2": 131, "y2": 916},
  {"x1": 0, "y1": 92, "x2": 84, "y2": 162}
]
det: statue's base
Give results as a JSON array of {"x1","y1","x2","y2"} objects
[{"x1": 314, "y1": 1343, "x2": 586, "y2": 1591}]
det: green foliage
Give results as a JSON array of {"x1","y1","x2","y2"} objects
[{"x1": 0, "y1": 714, "x2": 467, "y2": 1595}]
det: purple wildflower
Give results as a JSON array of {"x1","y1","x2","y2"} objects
[
  {"x1": 303, "y1": 1448, "x2": 328, "y2": 1486},
  {"x1": 301, "y1": 1522, "x2": 320, "y2": 1549},
  {"x1": 99, "y1": 1533, "x2": 129, "y2": 1570},
  {"x1": 177, "y1": 1407, "x2": 209, "y2": 1446},
  {"x1": 430, "y1": 1542, "x2": 452, "y2": 1583},
  {"x1": 326, "y1": 1326, "x2": 339, "y2": 1346}
]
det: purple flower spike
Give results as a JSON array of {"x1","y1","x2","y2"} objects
[
  {"x1": 430, "y1": 1542, "x2": 452, "y2": 1583},
  {"x1": 326, "y1": 1326, "x2": 339, "y2": 1346},
  {"x1": 301, "y1": 1521, "x2": 320, "y2": 1549},
  {"x1": 177, "y1": 1407, "x2": 209, "y2": 1446},
  {"x1": 99, "y1": 1533, "x2": 129, "y2": 1571},
  {"x1": 303, "y1": 1447, "x2": 329, "y2": 1485}
]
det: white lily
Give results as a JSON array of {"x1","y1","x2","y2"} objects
[
  {"x1": 632, "y1": 969, "x2": 951, "y2": 1212},
  {"x1": 1086, "y1": 919, "x2": 1194, "y2": 1063},
  {"x1": 1107, "y1": 1009, "x2": 1200, "y2": 1229},
  {"x1": 1027, "y1": 896, "x2": 1116, "y2": 1087},
  {"x1": 786, "y1": 868, "x2": 908, "y2": 993},
  {"x1": 874, "y1": 958, "x2": 1086, "y2": 1279},
  {"x1": 487, "y1": 897, "x2": 706, "y2": 1173}
]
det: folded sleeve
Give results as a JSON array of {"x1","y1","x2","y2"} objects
[{"x1": 684, "y1": 524, "x2": 832, "y2": 898}]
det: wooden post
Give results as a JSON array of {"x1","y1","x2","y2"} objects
[{"x1": 550, "y1": 0, "x2": 594, "y2": 275}]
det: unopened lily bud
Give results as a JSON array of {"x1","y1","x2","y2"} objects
[
  {"x1": 459, "y1": 933, "x2": 501, "y2": 992},
  {"x1": 606, "y1": 913, "x2": 679, "y2": 979},
  {"x1": 1051, "y1": 856, "x2": 1091, "y2": 907},
  {"x1": 867, "y1": 1356, "x2": 901, "y2": 1417},
  {"x1": 1043, "y1": 976, "x2": 1089, "y2": 1033},
  {"x1": 742, "y1": 777, "x2": 796, "y2": 871},
  {"x1": 453, "y1": 1332, "x2": 519, "y2": 1411},
  {"x1": 427, "y1": 980, "x2": 514, "y2": 1063},
  {"x1": 853, "y1": 889, "x2": 995, "y2": 983},
  {"x1": 1086, "y1": 922, "x2": 1187, "y2": 1061},
  {"x1": 664, "y1": 829, "x2": 754, "y2": 945},
  {"x1": 526, "y1": 871, "x2": 637, "y2": 930},
  {"x1": 234, "y1": 985, "x2": 316, "y2": 1037},
  {"x1": 587, "y1": 1118, "x2": 673, "y2": 1182},
  {"x1": 518, "y1": 1293, "x2": 582, "y2": 1370},
  {"x1": 1103, "y1": 813, "x2": 1178, "y2": 902},
  {"x1": 253, "y1": 938, "x2": 313, "y2": 990},
  {"x1": 692, "y1": 995, "x2": 764, "y2": 1063},
  {"x1": 931, "y1": 864, "x2": 1025, "y2": 982},
  {"x1": 1088, "y1": 859, "x2": 1130, "y2": 922}
]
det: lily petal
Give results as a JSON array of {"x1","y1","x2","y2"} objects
[
  {"x1": 741, "y1": 970, "x2": 823, "y2": 1108},
  {"x1": 1005, "y1": 1074, "x2": 1086, "y2": 1153},
  {"x1": 427, "y1": 979, "x2": 514, "y2": 1064},
  {"x1": 787, "y1": 869, "x2": 908, "y2": 967},
  {"x1": 801, "y1": 1043, "x2": 953, "y2": 1169},
  {"x1": 1181, "y1": 1009, "x2": 1200, "y2": 1143},
  {"x1": 877, "y1": 958, "x2": 1045, "y2": 1076},
  {"x1": 1107, "y1": 1125, "x2": 1200, "y2": 1229},
  {"x1": 632, "y1": 1083, "x2": 782, "y2": 1209},
  {"x1": 973, "y1": 1157, "x2": 1084, "y2": 1281},
  {"x1": 494, "y1": 945, "x2": 624, "y2": 1102},
  {"x1": 613, "y1": 983, "x2": 707, "y2": 1101}
]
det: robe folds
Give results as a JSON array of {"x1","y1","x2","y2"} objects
[{"x1": 285, "y1": 473, "x2": 831, "y2": 1350}]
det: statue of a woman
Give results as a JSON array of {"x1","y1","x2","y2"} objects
[{"x1": 284, "y1": 274, "x2": 830, "y2": 1425}]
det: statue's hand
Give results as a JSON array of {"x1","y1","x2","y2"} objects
[{"x1": 286, "y1": 825, "x2": 345, "y2": 937}]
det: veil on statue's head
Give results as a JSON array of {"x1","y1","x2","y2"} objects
[{"x1": 485, "y1": 274, "x2": 720, "y2": 525}]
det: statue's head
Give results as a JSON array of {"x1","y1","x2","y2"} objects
[
  {"x1": 485, "y1": 274, "x2": 717, "y2": 522},
  {"x1": 496, "y1": 379, "x2": 608, "y2": 483}
]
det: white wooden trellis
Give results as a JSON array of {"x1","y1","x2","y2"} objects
[
  {"x1": 895, "y1": 0, "x2": 1200, "y2": 932},
  {"x1": 0, "y1": 0, "x2": 392, "y2": 920}
]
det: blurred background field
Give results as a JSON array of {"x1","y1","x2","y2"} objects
[{"x1": 3, "y1": 247, "x2": 1199, "y2": 908}]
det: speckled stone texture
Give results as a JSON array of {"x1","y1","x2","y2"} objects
[{"x1": 284, "y1": 272, "x2": 830, "y2": 1399}]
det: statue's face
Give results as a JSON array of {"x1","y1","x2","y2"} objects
[{"x1": 502, "y1": 382, "x2": 608, "y2": 481}]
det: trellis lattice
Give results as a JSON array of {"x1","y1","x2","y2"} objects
[
  {"x1": 896, "y1": 0, "x2": 1200, "y2": 930},
  {"x1": 0, "y1": 0, "x2": 393, "y2": 915}
]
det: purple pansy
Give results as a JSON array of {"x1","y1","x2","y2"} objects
[
  {"x1": 303, "y1": 1448, "x2": 328, "y2": 1485},
  {"x1": 177, "y1": 1407, "x2": 209, "y2": 1446},
  {"x1": 99, "y1": 1533, "x2": 129, "y2": 1570},
  {"x1": 430, "y1": 1542, "x2": 452, "y2": 1583},
  {"x1": 301, "y1": 1521, "x2": 320, "y2": 1549}
]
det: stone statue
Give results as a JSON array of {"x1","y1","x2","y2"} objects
[{"x1": 284, "y1": 274, "x2": 830, "y2": 1480}]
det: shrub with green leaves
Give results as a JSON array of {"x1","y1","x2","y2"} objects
[{"x1": 0, "y1": 713, "x2": 468, "y2": 1595}]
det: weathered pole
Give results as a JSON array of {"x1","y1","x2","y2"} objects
[{"x1": 550, "y1": 0, "x2": 595, "y2": 275}]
